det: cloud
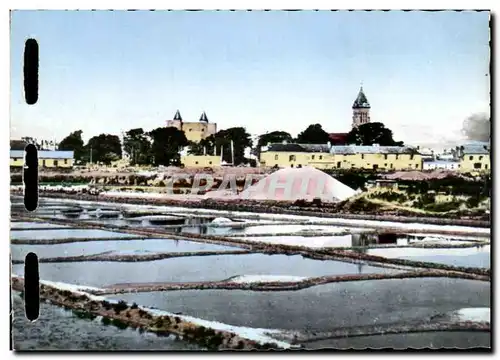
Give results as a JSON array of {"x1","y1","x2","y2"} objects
[{"x1": 462, "y1": 113, "x2": 491, "y2": 142}]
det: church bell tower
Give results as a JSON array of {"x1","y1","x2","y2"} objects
[{"x1": 352, "y1": 86, "x2": 371, "y2": 128}]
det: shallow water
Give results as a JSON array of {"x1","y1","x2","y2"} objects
[
  {"x1": 367, "y1": 246, "x2": 491, "y2": 269},
  {"x1": 12, "y1": 253, "x2": 396, "y2": 287},
  {"x1": 11, "y1": 293, "x2": 202, "y2": 351},
  {"x1": 110, "y1": 278, "x2": 490, "y2": 332},
  {"x1": 11, "y1": 222, "x2": 70, "y2": 229},
  {"x1": 11, "y1": 239, "x2": 244, "y2": 260},
  {"x1": 10, "y1": 229, "x2": 138, "y2": 241},
  {"x1": 304, "y1": 332, "x2": 490, "y2": 349}
]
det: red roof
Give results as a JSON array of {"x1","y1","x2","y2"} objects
[{"x1": 328, "y1": 133, "x2": 349, "y2": 144}]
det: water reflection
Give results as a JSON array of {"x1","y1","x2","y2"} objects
[{"x1": 351, "y1": 233, "x2": 398, "y2": 247}]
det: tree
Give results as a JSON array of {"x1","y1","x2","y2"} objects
[
  {"x1": 20, "y1": 137, "x2": 41, "y2": 149},
  {"x1": 296, "y1": 124, "x2": 330, "y2": 144},
  {"x1": 10, "y1": 140, "x2": 28, "y2": 150},
  {"x1": 58, "y1": 130, "x2": 85, "y2": 161},
  {"x1": 255, "y1": 131, "x2": 293, "y2": 157},
  {"x1": 123, "y1": 128, "x2": 152, "y2": 165},
  {"x1": 149, "y1": 127, "x2": 188, "y2": 166},
  {"x1": 197, "y1": 127, "x2": 253, "y2": 165},
  {"x1": 345, "y1": 122, "x2": 403, "y2": 146},
  {"x1": 85, "y1": 134, "x2": 122, "y2": 165}
]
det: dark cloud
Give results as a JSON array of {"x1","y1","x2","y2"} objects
[{"x1": 462, "y1": 113, "x2": 490, "y2": 142}]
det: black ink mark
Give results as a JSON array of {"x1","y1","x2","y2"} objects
[
  {"x1": 23, "y1": 38, "x2": 39, "y2": 105},
  {"x1": 23, "y1": 144, "x2": 38, "y2": 212},
  {"x1": 24, "y1": 252, "x2": 40, "y2": 321}
]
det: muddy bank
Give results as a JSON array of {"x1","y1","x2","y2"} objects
[
  {"x1": 11, "y1": 277, "x2": 292, "y2": 350},
  {"x1": 11, "y1": 250, "x2": 252, "y2": 264},
  {"x1": 13, "y1": 190, "x2": 489, "y2": 227},
  {"x1": 92, "y1": 271, "x2": 489, "y2": 295}
]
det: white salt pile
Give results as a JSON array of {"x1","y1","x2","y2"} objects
[
  {"x1": 228, "y1": 275, "x2": 308, "y2": 283},
  {"x1": 238, "y1": 166, "x2": 356, "y2": 202}
]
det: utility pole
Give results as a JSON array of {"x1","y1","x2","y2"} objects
[{"x1": 231, "y1": 140, "x2": 234, "y2": 165}]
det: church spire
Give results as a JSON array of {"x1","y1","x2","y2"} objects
[
  {"x1": 173, "y1": 110, "x2": 183, "y2": 121},
  {"x1": 199, "y1": 111, "x2": 209, "y2": 123},
  {"x1": 352, "y1": 85, "x2": 371, "y2": 128},
  {"x1": 352, "y1": 86, "x2": 371, "y2": 109}
]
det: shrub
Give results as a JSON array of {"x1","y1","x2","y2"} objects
[
  {"x1": 424, "y1": 200, "x2": 462, "y2": 213},
  {"x1": 465, "y1": 196, "x2": 481, "y2": 208},
  {"x1": 102, "y1": 301, "x2": 112, "y2": 310},
  {"x1": 312, "y1": 198, "x2": 322, "y2": 206},
  {"x1": 111, "y1": 318, "x2": 128, "y2": 330},
  {"x1": 113, "y1": 300, "x2": 129, "y2": 314}
]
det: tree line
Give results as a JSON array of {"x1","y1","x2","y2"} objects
[{"x1": 13, "y1": 121, "x2": 402, "y2": 167}]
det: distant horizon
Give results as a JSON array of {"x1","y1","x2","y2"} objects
[{"x1": 10, "y1": 10, "x2": 490, "y2": 148}]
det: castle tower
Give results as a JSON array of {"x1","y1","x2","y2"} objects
[
  {"x1": 166, "y1": 110, "x2": 184, "y2": 130},
  {"x1": 199, "y1": 111, "x2": 209, "y2": 123},
  {"x1": 173, "y1": 110, "x2": 183, "y2": 122},
  {"x1": 352, "y1": 86, "x2": 371, "y2": 128}
]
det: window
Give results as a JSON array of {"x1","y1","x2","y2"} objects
[
  {"x1": 390, "y1": 163, "x2": 393, "y2": 168},
  {"x1": 473, "y1": 163, "x2": 481, "y2": 169},
  {"x1": 384, "y1": 154, "x2": 388, "y2": 160},
  {"x1": 410, "y1": 154, "x2": 414, "y2": 160},
  {"x1": 311, "y1": 155, "x2": 315, "y2": 160},
  {"x1": 372, "y1": 164, "x2": 378, "y2": 170},
  {"x1": 361, "y1": 154, "x2": 365, "y2": 159},
  {"x1": 274, "y1": 154, "x2": 279, "y2": 161},
  {"x1": 188, "y1": 128, "x2": 192, "y2": 132},
  {"x1": 337, "y1": 161, "x2": 341, "y2": 168},
  {"x1": 395, "y1": 154, "x2": 399, "y2": 160},
  {"x1": 384, "y1": 163, "x2": 387, "y2": 167},
  {"x1": 209, "y1": 161, "x2": 212, "y2": 165},
  {"x1": 64, "y1": 159, "x2": 68, "y2": 164},
  {"x1": 289, "y1": 155, "x2": 296, "y2": 161},
  {"x1": 201, "y1": 128, "x2": 205, "y2": 132},
  {"x1": 291, "y1": 164, "x2": 294, "y2": 168},
  {"x1": 319, "y1": 155, "x2": 323, "y2": 160},
  {"x1": 42, "y1": 160, "x2": 46, "y2": 167},
  {"x1": 479, "y1": 156, "x2": 483, "y2": 160},
  {"x1": 485, "y1": 164, "x2": 488, "y2": 170},
  {"x1": 415, "y1": 163, "x2": 419, "y2": 169},
  {"x1": 469, "y1": 156, "x2": 473, "y2": 160},
  {"x1": 53, "y1": 160, "x2": 58, "y2": 167},
  {"x1": 195, "y1": 161, "x2": 199, "y2": 165}
]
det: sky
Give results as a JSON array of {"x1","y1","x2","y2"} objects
[{"x1": 10, "y1": 10, "x2": 490, "y2": 148}]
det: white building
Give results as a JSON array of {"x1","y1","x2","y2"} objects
[{"x1": 422, "y1": 160, "x2": 461, "y2": 171}]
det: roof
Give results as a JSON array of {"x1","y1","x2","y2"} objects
[
  {"x1": 173, "y1": 110, "x2": 183, "y2": 121},
  {"x1": 199, "y1": 112, "x2": 209, "y2": 122},
  {"x1": 330, "y1": 145, "x2": 420, "y2": 155},
  {"x1": 423, "y1": 160, "x2": 460, "y2": 165},
  {"x1": 10, "y1": 150, "x2": 74, "y2": 159},
  {"x1": 461, "y1": 143, "x2": 489, "y2": 155},
  {"x1": 352, "y1": 87, "x2": 370, "y2": 109},
  {"x1": 266, "y1": 143, "x2": 310, "y2": 152},
  {"x1": 265, "y1": 143, "x2": 330, "y2": 153},
  {"x1": 328, "y1": 133, "x2": 349, "y2": 143}
]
